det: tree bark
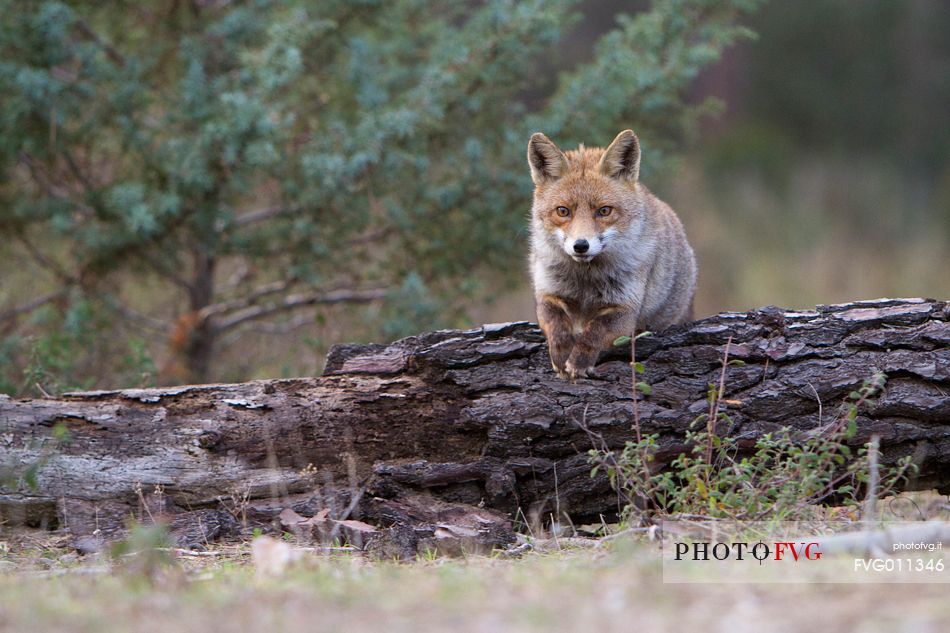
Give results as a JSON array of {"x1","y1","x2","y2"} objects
[
  {"x1": 184, "y1": 248, "x2": 217, "y2": 383},
  {"x1": 1, "y1": 298, "x2": 949, "y2": 556}
]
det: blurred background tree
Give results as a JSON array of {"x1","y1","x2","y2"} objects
[
  {"x1": 0, "y1": 0, "x2": 757, "y2": 392},
  {"x1": 680, "y1": 0, "x2": 950, "y2": 314},
  {"x1": 2, "y1": 0, "x2": 948, "y2": 396}
]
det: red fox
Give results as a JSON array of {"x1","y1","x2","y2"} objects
[{"x1": 527, "y1": 129, "x2": 697, "y2": 381}]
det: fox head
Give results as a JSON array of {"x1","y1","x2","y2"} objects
[{"x1": 527, "y1": 130, "x2": 644, "y2": 263}]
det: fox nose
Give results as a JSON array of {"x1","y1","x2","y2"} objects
[{"x1": 573, "y1": 239, "x2": 590, "y2": 254}]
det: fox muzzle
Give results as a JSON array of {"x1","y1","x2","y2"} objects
[{"x1": 563, "y1": 235, "x2": 603, "y2": 262}]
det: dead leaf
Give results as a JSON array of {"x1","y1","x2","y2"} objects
[
  {"x1": 251, "y1": 535, "x2": 295, "y2": 577},
  {"x1": 301, "y1": 508, "x2": 331, "y2": 526},
  {"x1": 435, "y1": 524, "x2": 478, "y2": 539},
  {"x1": 331, "y1": 519, "x2": 377, "y2": 533},
  {"x1": 278, "y1": 508, "x2": 306, "y2": 527},
  {"x1": 281, "y1": 507, "x2": 333, "y2": 529}
]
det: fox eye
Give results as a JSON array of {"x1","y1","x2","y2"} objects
[
  {"x1": 596, "y1": 206, "x2": 613, "y2": 218},
  {"x1": 555, "y1": 206, "x2": 571, "y2": 218}
]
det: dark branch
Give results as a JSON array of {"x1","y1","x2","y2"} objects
[
  {"x1": 0, "y1": 292, "x2": 65, "y2": 324},
  {"x1": 105, "y1": 298, "x2": 173, "y2": 335},
  {"x1": 136, "y1": 251, "x2": 195, "y2": 292},
  {"x1": 15, "y1": 234, "x2": 77, "y2": 286},
  {"x1": 73, "y1": 18, "x2": 126, "y2": 67},
  {"x1": 215, "y1": 288, "x2": 388, "y2": 333}
]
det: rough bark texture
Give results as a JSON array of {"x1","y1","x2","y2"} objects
[{"x1": 2, "y1": 298, "x2": 949, "y2": 556}]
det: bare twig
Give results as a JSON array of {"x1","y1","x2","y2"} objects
[
  {"x1": 15, "y1": 233, "x2": 77, "y2": 286},
  {"x1": 631, "y1": 334, "x2": 642, "y2": 443},
  {"x1": 347, "y1": 227, "x2": 395, "y2": 246},
  {"x1": 597, "y1": 526, "x2": 652, "y2": 543},
  {"x1": 705, "y1": 336, "x2": 733, "y2": 469},
  {"x1": 242, "y1": 312, "x2": 318, "y2": 335},
  {"x1": 105, "y1": 298, "x2": 173, "y2": 335},
  {"x1": 863, "y1": 434, "x2": 881, "y2": 523},
  {"x1": 808, "y1": 383, "x2": 823, "y2": 427},
  {"x1": 529, "y1": 537, "x2": 600, "y2": 551},
  {"x1": 73, "y1": 18, "x2": 125, "y2": 67},
  {"x1": 136, "y1": 251, "x2": 195, "y2": 291},
  {"x1": 812, "y1": 521, "x2": 950, "y2": 557},
  {"x1": 198, "y1": 280, "x2": 295, "y2": 321},
  {"x1": 0, "y1": 291, "x2": 64, "y2": 323},
  {"x1": 500, "y1": 541, "x2": 533, "y2": 557},
  {"x1": 167, "y1": 548, "x2": 226, "y2": 557},
  {"x1": 61, "y1": 148, "x2": 97, "y2": 195},
  {"x1": 234, "y1": 205, "x2": 297, "y2": 227},
  {"x1": 629, "y1": 332, "x2": 655, "y2": 523},
  {"x1": 215, "y1": 288, "x2": 387, "y2": 333}
]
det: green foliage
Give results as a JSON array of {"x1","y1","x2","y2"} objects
[
  {"x1": 110, "y1": 523, "x2": 178, "y2": 583},
  {"x1": 378, "y1": 272, "x2": 444, "y2": 341},
  {"x1": 0, "y1": 336, "x2": 20, "y2": 395},
  {"x1": 591, "y1": 370, "x2": 917, "y2": 523},
  {"x1": 6, "y1": 298, "x2": 156, "y2": 396},
  {"x1": 118, "y1": 337, "x2": 158, "y2": 389},
  {"x1": 537, "y1": 0, "x2": 760, "y2": 173},
  {"x1": 0, "y1": 0, "x2": 760, "y2": 389}
]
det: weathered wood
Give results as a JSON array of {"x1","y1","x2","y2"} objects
[{"x1": 2, "y1": 298, "x2": 949, "y2": 555}]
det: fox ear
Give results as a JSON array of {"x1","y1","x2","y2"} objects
[
  {"x1": 599, "y1": 129, "x2": 640, "y2": 183},
  {"x1": 527, "y1": 133, "x2": 567, "y2": 185}
]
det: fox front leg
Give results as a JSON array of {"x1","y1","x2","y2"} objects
[
  {"x1": 565, "y1": 307, "x2": 636, "y2": 381},
  {"x1": 537, "y1": 295, "x2": 576, "y2": 379}
]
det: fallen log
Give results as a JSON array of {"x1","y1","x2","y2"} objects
[{"x1": 1, "y1": 298, "x2": 949, "y2": 556}]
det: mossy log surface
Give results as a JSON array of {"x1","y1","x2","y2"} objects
[{"x1": 2, "y1": 298, "x2": 948, "y2": 556}]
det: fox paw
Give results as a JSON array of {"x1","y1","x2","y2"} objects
[
  {"x1": 563, "y1": 359, "x2": 593, "y2": 383},
  {"x1": 552, "y1": 360, "x2": 572, "y2": 381}
]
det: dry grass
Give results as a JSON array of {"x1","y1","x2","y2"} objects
[
  {"x1": 2, "y1": 493, "x2": 948, "y2": 633},
  {"x1": 669, "y1": 156, "x2": 950, "y2": 316},
  {"x1": 0, "y1": 539, "x2": 947, "y2": 633}
]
